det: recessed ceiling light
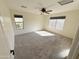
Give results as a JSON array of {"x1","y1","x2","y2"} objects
[{"x1": 21, "y1": 6, "x2": 27, "y2": 8}]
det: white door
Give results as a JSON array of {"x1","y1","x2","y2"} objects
[{"x1": 0, "y1": 18, "x2": 10, "y2": 59}]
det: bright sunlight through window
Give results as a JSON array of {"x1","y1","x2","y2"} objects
[
  {"x1": 59, "y1": 49, "x2": 70, "y2": 58},
  {"x1": 35, "y1": 31, "x2": 55, "y2": 36},
  {"x1": 49, "y1": 16, "x2": 66, "y2": 31},
  {"x1": 14, "y1": 15, "x2": 24, "y2": 30}
]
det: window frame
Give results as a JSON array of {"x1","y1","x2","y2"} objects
[
  {"x1": 49, "y1": 16, "x2": 66, "y2": 31},
  {"x1": 14, "y1": 15, "x2": 24, "y2": 30}
]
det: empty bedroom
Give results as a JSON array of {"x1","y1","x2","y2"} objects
[{"x1": 0, "y1": 0, "x2": 79, "y2": 59}]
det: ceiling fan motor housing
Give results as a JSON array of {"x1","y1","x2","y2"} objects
[{"x1": 41, "y1": 8, "x2": 46, "y2": 12}]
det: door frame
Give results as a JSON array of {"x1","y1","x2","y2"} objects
[{"x1": 67, "y1": 26, "x2": 79, "y2": 59}]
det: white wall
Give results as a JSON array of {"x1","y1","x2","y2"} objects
[
  {"x1": 0, "y1": 0, "x2": 14, "y2": 59},
  {"x1": 43, "y1": 9, "x2": 79, "y2": 39},
  {"x1": 11, "y1": 10, "x2": 43, "y2": 35},
  {"x1": 0, "y1": 19, "x2": 10, "y2": 59}
]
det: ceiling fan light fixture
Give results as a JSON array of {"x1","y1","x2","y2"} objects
[
  {"x1": 40, "y1": 8, "x2": 52, "y2": 14},
  {"x1": 58, "y1": 0, "x2": 73, "y2": 5}
]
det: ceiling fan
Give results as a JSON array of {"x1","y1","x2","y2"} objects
[
  {"x1": 35, "y1": 2, "x2": 53, "y2": 14},
  {"x1": 40, "y1": 8, "x2": 52, "y2": 14}
]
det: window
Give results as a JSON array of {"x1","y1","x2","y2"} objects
[
  {"x1": 14, "y1": 15, "x2": 24, "y2": 30},
  {"x1": 49, "y1": 16, "x2": 66, "y2": 30}
]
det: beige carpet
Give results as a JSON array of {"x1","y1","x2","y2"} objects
[{"x1": 15, "y1": 31, "x2": 72, "y2": 59}]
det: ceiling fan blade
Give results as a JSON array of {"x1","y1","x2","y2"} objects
[
  {"x1": 45, "y1": 12, "x2": 50, "y2": 14},
  {"x1": 46, "y1": 10, "x2": 52, "y2": 12}
]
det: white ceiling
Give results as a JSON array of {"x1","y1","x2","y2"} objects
[{"x1": 5, "y1": 0, "x2": 79, "y2": 14}]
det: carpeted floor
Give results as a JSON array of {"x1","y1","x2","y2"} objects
[{"x1": 15, "y1": 31, "x2": 72, "y2": 59}]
